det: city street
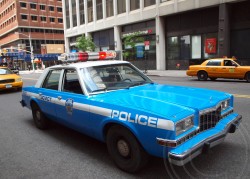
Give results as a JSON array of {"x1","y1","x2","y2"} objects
[{"x1": 0, "y1": 73, "x2": 249, "y2": 179}]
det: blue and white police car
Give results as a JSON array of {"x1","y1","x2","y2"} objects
[{"x1": 21, "y1": 51, "x2": 242, "y2": 172}]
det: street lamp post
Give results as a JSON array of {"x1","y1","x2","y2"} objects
[{"x1": 15, "y1": 32, "x2": 34, "y2": 72}]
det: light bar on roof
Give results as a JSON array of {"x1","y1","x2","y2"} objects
[{"x1": 58, "y1": 51, "x2": 116, "y2": 63}]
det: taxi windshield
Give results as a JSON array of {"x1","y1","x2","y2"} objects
[
  {"x1": 80, "y1": 64, "x2": 152, "y2": 94},
  {"x1": 0, "y1": 68, "x2": 14, "y2": 75}
]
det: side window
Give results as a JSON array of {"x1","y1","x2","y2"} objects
[
  {"x1": 224, "y1": 60, "x2": 233, "y2": 66},
  {"x1": 62, "y1": 69, "x2": 83, "y2": 94},
  {"x1": 206, "y1": 60, "x2": 221, "y2": 66},
  {"x1": 42, "y1": 70, "x2": 61, "y2": 90}
]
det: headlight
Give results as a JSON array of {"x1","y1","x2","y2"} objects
[
  {"x1": 16, "y1": 78, "x2": 22, "y2": 82},
  {"x1": 221, "y1": 99, "x2": 230, "y2": 111},
  {"x1": 176, "y1": 116, "x2": 194, "y2": 136}
]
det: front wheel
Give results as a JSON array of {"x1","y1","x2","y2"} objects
[
  {"x1": 31, "y1": 102, "x2": 49, "y2": 130},
  {"x1": 197, "y1": 71, "x2": 208, "y2": 81},
  {"x1": 246, "y1": 72, "x2": 250, "y2": 83},
  {"x1": 106, "y1": 126, "x2": 148, "y2": 173}
]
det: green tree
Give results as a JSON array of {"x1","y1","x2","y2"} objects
[
  {"x1": 123, "y1": 32, "x2": 144, "y2": 59},
  {"x1": 76, "y1": 35, "x2": 96, "y2": 52}
]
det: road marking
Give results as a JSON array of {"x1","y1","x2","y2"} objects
[{"x1": 233, "y1": 94, "x2": 250, "y2": 99}]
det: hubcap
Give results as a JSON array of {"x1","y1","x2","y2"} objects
[{"x1": 117, "y1": 139, "x2": 130, "y2": 157}]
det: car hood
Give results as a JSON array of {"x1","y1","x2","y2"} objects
[
  {"x1": 0, "y1": 74, "x2": 20, "y2": 80},
  {"x1": 92, "y1": 84, "x2": 230, "y2": 120}
]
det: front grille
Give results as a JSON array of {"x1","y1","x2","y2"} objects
[
  {"x1": 0, "y1": 79, "x2": 15, "y2": 84},
  {"x1": 199, "y1": 107, "x2": 221, "y2": 132}
]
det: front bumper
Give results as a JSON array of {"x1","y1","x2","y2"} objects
[{"x1": 168, "y1": 113, "x2": 242, "y2": 166}]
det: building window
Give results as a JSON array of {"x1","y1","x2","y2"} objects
[
  {"x1": 72, "y1": 0, "x2": 77, "y2": 26},
  {"x1": 65, "y1": 0, "x2": 70, "y2": 28},
  {"x1": 87, "y1": 0, "x2": 93, "y2": 22},
  {"x1": 96, "y1": 0, "x2": 103, "y2": 20},
  {"x1": 20, "y1": 2, "x2": 26, "y2": 8},
  {"x1": 49, "y1": 6, "x2": 54, "y2": 11},
  {"x1": 58, "y1": 18, "x2": 63, "y2": 23},
  {"x1": 180, "y1": 35, "x2": 191, "y2": 60},
  {"x1": 106, "y1": 0, "x2": 113, "y2": 17},
  {"x1": 21, "y1": 14, "x2": 28, "y2": 20},
  {"x1": 50, "y1": 17, "x2": 55, "y2": 22},
  {"x1": 31, "y1": 15, "x2": 37, "y2": 21},
  {"x1": 144, "y1": 0, "x2": 155, "y2": 7},
  {"x1": 79, "y1": 0, "x2": 85, "y2": 24},
  {"x1": 30, "y1": 3, "x2": 36, "y2": 9},
  {"x1": 40, "y1": 16, "x2": 46, "y2": 22},
  {"x1": 57, "y1": 7, "x2": 62, "y2": 12},
  {"x1": 191, "y1": 35, "x2": 201, "y2": 59},
  {"x1": 117, "y1": 0, "x2": 126, "y2": 14},
  {"x1": 130, "y1": 0, "x2": 139, "y2": 11},
  {"x1": 40, "y1": 5, "x2": 45, "y2": 10},
  {"x1": 167, "y1": 37, "x2": 179, "y2": 60}
]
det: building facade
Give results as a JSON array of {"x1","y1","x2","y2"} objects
[
  {"x1": 63, "y1": 0, "x2": 250, "y2": 70},
  {"x1": 0, "y1": 0, "x2": 64, "y2": 69}
]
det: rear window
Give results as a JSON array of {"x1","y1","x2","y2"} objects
[{"x1": 206, "y1": 60, "x2": 221, "y2": 66}]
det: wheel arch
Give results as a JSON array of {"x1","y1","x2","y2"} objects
[
  {"x1": 197, "y1": 70, "x2": 208, "y2": 75},
  {"x1": 244, "y1": 71, "x2": 250, "y2": 79}
]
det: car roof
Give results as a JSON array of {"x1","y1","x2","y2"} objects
[{"x1": 49, "y1": 60, "x2": 130, "y2": 69}]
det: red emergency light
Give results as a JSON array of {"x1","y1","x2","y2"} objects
[{"x1": 58, "y1": 51, "x2": 116, "y2": 63}]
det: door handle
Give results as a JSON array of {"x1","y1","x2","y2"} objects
[{"x1": 57, "y1": 96, "x2": 62, "y2": 100}]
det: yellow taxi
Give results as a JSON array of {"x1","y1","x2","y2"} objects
[
  {"x1": 186, "y1": 57, "x2": 250, "y2": 82},
  {"x1": 0, "y1": 66, "x2": 23, "y2": 91}
]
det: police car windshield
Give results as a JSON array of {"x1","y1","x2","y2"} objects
[{"x1": 80, "y1": 64, "x2": 152, "y2": 94}]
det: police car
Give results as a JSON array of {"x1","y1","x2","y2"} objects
[{"x1": 20, "y1": 51, "x2": 242, "y2": 172}]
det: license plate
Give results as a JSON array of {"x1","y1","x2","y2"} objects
[{"x1": 5, "y1": 84, "x2": 12, "y2": 88}]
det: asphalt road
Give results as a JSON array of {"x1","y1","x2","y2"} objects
[{"x1": 0, "y1": 74, "x2": 249, "y2": 179}]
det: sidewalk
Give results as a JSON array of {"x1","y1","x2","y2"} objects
[{"x1": 19, "y1": 69, "x2": 187, "y2": 77}]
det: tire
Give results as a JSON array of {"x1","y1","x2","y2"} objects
[
  {"x1": 210, "y1": 77, "x2": 217, "y2": 81},
  {"x1": 246, "y1": 72, "x2": 250, "y2": 83},
  {"x1": 106, "y1": 125, "x2": 149, "y2": 173},
  {"x1": 17, "y1": 87, "x2": 22, "y2": 91},
  {"x1": 31, "y1": 102, "x2": 49, "y2": 130},
  {"x1": 197, "y1": 71, "x2": 208, "y2": 81}
]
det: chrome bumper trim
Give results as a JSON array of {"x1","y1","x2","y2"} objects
[{"x1": 168, "y1": 114, "x2": 242, "y2": 166}]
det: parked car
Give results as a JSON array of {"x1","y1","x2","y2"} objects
[
  {"x1": 20, "y1": 52, "x2": 242, "y2": 172},
  {"x1": 0, "y1": 66, "x2": 23, "y2": 91},
  {"x1": 186, "y1": 57, "x2": 250, "y2": 82}
]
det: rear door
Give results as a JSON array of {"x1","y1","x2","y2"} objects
[{"x1": 205, "y1": 60, "x2": 223, "y2": 78}]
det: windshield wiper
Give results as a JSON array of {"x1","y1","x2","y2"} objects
[{"x1": 127, "y1": 81, "x2": 153, "y2": 88}]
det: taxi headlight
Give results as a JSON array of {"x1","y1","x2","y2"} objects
[
  {"x1": 16, "y1": 78, "x2": 22, "y2": 82},
  {"x1": 221, "y1": 99, "x2": 230, "y2": 111},
  {"x1": 176, "y1": 116, "x2": 194, "y2": 136}
]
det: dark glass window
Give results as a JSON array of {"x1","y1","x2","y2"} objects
[
  {"x1": 49, "y1": 6, "x2": 54, "y2": 11},
  {"x1": 79, "y1": 0, "x2": 85, "y2": 24},
  {"x1": 57, "y1": 7, "x2": 62, "y2": 12},
  {"x1": 144, "y1": 0, "x2": 155, "y2": 7},
  {"x1": 58, "y1": 18, "x2": 63, "y2": 23},
  {"x1": 20, "y1": 2, "x2": 26, "y2": 8},
  {"x1": 62, "y1": 69, "x2": 83, "y2": 94},
  {"x1": 87, "y1": 0, "x2": 93, "y2": 22},
  {"x1": 167, "y1": 37, "x2": 179, "y2": 60},
  {"x1": 21, "y1": 14, "x2": 28, "y2": 20},
  {"x1": 30, "y1": 3, "x2": 36, "y2": 9},
  {"x1": 65, "y1": 0, "x2": 70, "y2": 28},
  {"x1": 31, "y1": 16, "x2": 37, "y2": 21},
  {"x1": 117, "y1": 0, "x2": 126, "y2": 14},
  {"x1": 72, "y1": 0, "x2": 77, "y2": 26},
  {"x1": 106, "y1": 0, "x2": 113, "y2": 17},
  {"x1": 50, "y1": 17, "x2": 55, "y2": 22},
  {"x1": 96, "y1": 0, "x2": 103, "y2": 20},
  {"x1": 40, "y1": 16, "x2": 46, "y2": 22},
  {"x1": 40, "y1": 5, "x2": 45, "y2": 10},
  {"x1": 130, "y1": 0, "x2": 139, "y2": 11}
]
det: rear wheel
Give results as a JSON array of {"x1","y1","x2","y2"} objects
[
  {"x1": 106, "y1": 125, "x2": 148, "y2": 173},
  {"x1": 246, "y1": 72, "x2": 250, "y2": 83},
  {"x1": 31, "y1": 102, "x2": 49, "y2": 130},
  {"x1": 197, "y1": 71, "x2": 208, "y2": 81}
]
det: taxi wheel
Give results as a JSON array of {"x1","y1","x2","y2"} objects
[
  {"x1": 31, "y1": 102, "x2": 49, "y2": 130},
  {"x1": 106, "y1": 126, "x2": 149, "y2": 173},
  {"x1": 246, "y1": 72, "x2": 250, "y2": 83},
  {"x1": 197, "y1": 71, "x2": 208, "y2": 81}
]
